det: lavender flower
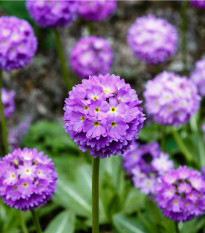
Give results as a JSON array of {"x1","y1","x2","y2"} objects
[
  {"x1": 190, "y1": 57, "x2": 205, "y2": 96},
  {"x1": 70, "y1": 36, "x2": 113, "y2": 79},
  {"x1": 0, "y1": 16, "x2": 37, "y2": 71},
  {"x1": 78, "y1": 0, "x2": 117, "y2": 21},
  {"x1": 8, "y1": 118, "x2": 31, "y2": 152},
  {"x1": 190, "y1": 0, "x2": 205, "y2": 9},
  {"x1": 156, "y1": 166, "x2": 205, "y2": 222},
  {"x1": 64, "y1": 74, "x2": 145, "y2": 159},
  {"x1": 122, "y1": 142, "x2": 173, "y2": 195},
  {"x1": 144, "y1": 71, "x2": 201, "y2": 126},
  {"x1": 127, "y1": 15, "x2": 178, "y2": 64},
  {"x1": 1, "y1": 88, "x2": 15, "y2": 119},
  {"x1": 0, "y1": 148, "x2": 57, "y2": 211},
  {"x1": 26, "y1": 0, "x2": 78, "y2": 28}
]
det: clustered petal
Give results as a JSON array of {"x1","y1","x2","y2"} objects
[
  {"x1": 156, "y1": 166, "x2": 205, "y2": 222},
  {"x1": 127, "y1": 15, "x2": 178, "y2": 64},
  {"x1": 1, "y1": 88, "x2": 15, "y2": 119},
  {"x1": 26, "y1": 0, "x2": 78, "y2": 28},
  {"x1": 64, "y1": 74, "x2": 145, "y2": 158},
  {"x1": 0, "y1": 16, "x2": 37, "y2": 71},
  {"x1": 190, "y1": 0, "x2": 205, "y2": 9},
  {"x1": 0, "y1": 148, "x2": 57, "y2": 211},
  {"x1": 144, "y1": 71, "x2": 201, "y2": 126},
  {"x1": 122, "y1": 142, "x2": 173, "y2": 195},
  {"x1": 78, "y1": 0, "x2": 117, "y2": 21},
  {"x1": 190, "y1": 57, "x2": 205, "y2": 96},
  {"x1": 70, "y1": 36, "x2": 113, "y2": 79}
]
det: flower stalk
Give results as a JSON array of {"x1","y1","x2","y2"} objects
[
  {"x1": 0, "y1": 69, "x2": 9, "y2": 155},
  {"x1": 31, "y1": 209, "x2": 43, "y2": 233},
  {"x1": 92, "y1": 156, "x2": 100, "y2": 233}
]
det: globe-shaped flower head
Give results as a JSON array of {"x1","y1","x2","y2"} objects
[
  {"x1": 122, "y1": 142, "x2": 173, "y2": 195},
  {"x1": 0, "y1": 16, "x2": 37, "y2": 71},
  {"x1": 190, "y1": 57, "x2": 205, "y2": 96},
  {"x1": 144, "y1": 71, "x2": 200, "y2": 126},
  {"x1": 156, "y1": 166, "x2": 205, "y2": 222},
  {"x1": 64, "y1": 74, "x2": 145, "y2": 159},
  {"x1": 71, "y1": 36, "x2": 113, "y2": 79},
  {"x1": 0, "y1": 148, "x2": 57, "y2": 211},
  {"x1": 190, "y1": 0, "x2": 205, "y2": 9},
  {"x1": 127, "y1": 15, "x2": 178, "y2": 64},
  {"x1": 26, "y1": 0, "x2": 78, "y2": 28},
  {"x1": 78, "y1": 0, "x2": 117, "y2": 21},
  {"x1": 1, "y1": 88, "x2": 15, "y2": 118}
]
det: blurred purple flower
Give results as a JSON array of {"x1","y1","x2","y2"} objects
[
  {"x1": 190, "y1": 57, "x2": 205, "y2": 96},
  {"x1": 8, "y1": 118, "x2": 31, "y2": 152},
  {"x1": 71, "y1": 36, "x2": 113, "y2": 79},
  {"x1": 190, "y1": 0, "x2": 205, "y2": 9},
  {"x1": 0, "y1": 148, "x2": 57, "y2": 211},
  {"x1": 0, "y1": 16, "x2": 37, "y2": 71},
  {"x1": 1, "y1": 88, "x2": 15, "y2": 119},
  {"x1": 122, "y1": 142, "x2": 173, "y2": 195},
  {"x1": 78, "y1": 0, "x2": 117, "y2": 21},
  {"x1": 144, "y1": 71, "x2": 201, "y2": 126},
  {"x1": 201, "y1": 124, "x2": 205, "y2": 142},
  {"x1": 127, "y1": 15, "x2": 178, "y2": 64},
  {"x1": 64, "y1": 74, "x2": 145, "y2": 159},
  {"x1": 156, "y1": 166, "x2": 205, "y2": 222},
  {"x1": 26, "y1": 0, "x2": 78, "y2": 28}
]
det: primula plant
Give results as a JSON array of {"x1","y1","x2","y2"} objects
[{"x1": 1, "y1": 1, "x2": 205, "y2": 233}]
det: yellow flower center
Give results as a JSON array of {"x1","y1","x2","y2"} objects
[
  {"x1": 14, "y1": 186, "x2": 17, "y2": 190},
  {"x1": 119, "y1": 98, "x2": 122, "y2": 102},
  {"x1": 167, "y1": 106, "x2": 172, "y2": 110},
  {"x1": 23, "y1": 183, "x2": 28, "y2": 188},
  {"x1": 84, "y1": 105, "x2": 88, "y2": 110},
  {"x1": 95, "y1": 107, "x2": 100, "y2": 113},
  {"x1": 173, "y1": 200, "x2": 178, "y2": 205},
  {"x1": 146, "y1": 181, "x2": 150, "y2": 186},
  {"x1": 11, "y1": 174, "x2": 15, "y2": 178},
  {"x1": 13, "y1": 159, "x2": 19, "y2": 165},
  {"x1": 93, "y1": 121, "x2": 100, "y2": 127},
  {"x1": 81, "y1": 116, "x2": 85, "y2": 121},
  {"x1": 38, "y1": 170, "x2": 42, "y2": 175},
  {"x1": 93, "y1": 96, "x2": 98, "y2": 100},
  {"x1": 26, "y1": 169, "x2": 30, "y2": 173},
  {"x1": 111, "y1": 122, "x2": 116, "y2": 127},
  {"x1": 104, "y1": 89, "x2": 109, "y2": 93},
  {"x1": 111, "y1": 107, "x2": 116, "y2": 112}
]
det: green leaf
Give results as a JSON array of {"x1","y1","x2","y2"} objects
[
  {"x1": 113, "y1": 213, "x2": 148, "y2": 233},
  {"x1": 138, "y1": 123, "x2": 161, "y2": 142},
  {"x1": 44, "y1": 210, "x2": 75, "y2": 233}
]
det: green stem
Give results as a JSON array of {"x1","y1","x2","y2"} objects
[
  {"x1": 181, "y1": 1, "x2": 188, "y2": 76},
  {"x1": 19, "y1": 211, "x2": 28, "y2": 233},
  {"x1": 0, "y1": 69, "x2": 9, "y2": 156},
  {"x1": 171, "y1": 127, "x2": 192, "y2": 162},
  {"x1": 31, "y1": 209, "x2": 43, "y2": 233},
  {"x1": 199, "y1": 131, "x2": 205, "y2": 167},
  {"x1": 161, "y1": 125, "x2": 166, "y2": 152},
  {"x1": 155, "y1": 65, "x2": 161, "y2": 75},
  {"x1": 53, "y1": 29, "x2": 71, "y2": 91},
  {"x1": 92, "y1": 156, "x2": 100, "y2": 233},
  {"x1": 175, "y1": 221, "x2": 180, "y2": 233},
  {"x1": 87, "y1": 21, "x2": 93, "y2": 35}
]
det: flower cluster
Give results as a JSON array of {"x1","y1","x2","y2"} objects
[
  {"x1": 122, "y1": 142, "x2": 173, "y2": 195},
  {"x1": 190, "y1": 57, "x2": 205, "y2": 96},
  {"x1": 78, "y1": 0, "x2": 117, "y2": 21},
  {"x1": 156, "y1": 166, "x2": 205, "y2": 222},
  {"x1": 1, "y1": 88, "x2": 15, "y2": 119},
  {"x1": 0, "y1": 148, "x2": 57, "y2": 211},
  {"x1": 64, "y1": 74, "x2": 145, "y2": 158},
  {"x1": 144, "y1": 71, "x2": 201, "y2": 126},
  {"x1": 190, "y1": 0, "x2": 205, "y2": 9},
  {"x1": 127, "y1": 15, "x2": 178, "y2": 64},
  {"x1": 8, "y1": 118, "x2": 31, "y2": 152},
  {"x1": 26, "y1": 0, "x2": 78, "y2": 28},
  {"x1": 71, "y1": 36, "x2": 113, "y2": 79},
  {"x1": 0, "y1": 16, "x2": 37, "y2": 71}
]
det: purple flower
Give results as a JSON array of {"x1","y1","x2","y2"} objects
[
  {"x1": 0, "y1": 16, "x2": 37, "y2": 71},
  {"x1": 127, "y1": 15, "x2": 178, "y2": 64},
  {"x1": 190, "y1": 57, "x2": 205, "y2": 96},
  {"x1": 78, "y1": 0, "x2": 117, "y2": 21},
  {"x1": 155, "y1": 166, "x2": 205, "y2": 222},
  {"x1": 64, "y1": 74, "x2": 145, "y2": 159},
  {"x1": 144, "y1": 71, "x2": 201, "y2": 126},
  {"x1": 190, "y1": 0, "x2": 205, "y2": 8},
  {"x1": 0, "y1": 148, "x2": 57, "y2": 211},
  {"x1": 1, "y1": 88, "x2": 15, "y2": 119},
  {"x1": 71, "y1": 36, "x2": 113, "y2": 79},
  {"x1": 26, "y1": 0, "x2": 78, "y2": 28},
  {"x1": 8, "y1": 117, "x2": 31, "y2": 152},
  {"x1": 122, "y1": 142, "x2": 173, "y2": 195}
]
